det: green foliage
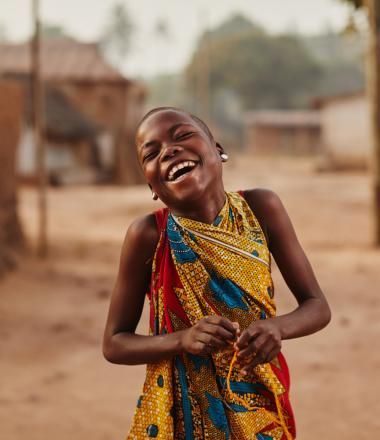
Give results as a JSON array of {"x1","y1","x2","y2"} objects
[
  {"x1": 304, "y1": 32, "x2": 364, "y2": 97},
  {"x1": 146, "y1": 73, "x2": 185, "y2": 108},
  {"x1": 100, "y1": 2, "x2": 134, "y2": 68},
  {"x1": 200, "y1": 13, "x2": 265, "y2": 43},
  {"x1": 185, "y1": 14, "x2": 365, "y2": 111},
  {"x1": 186, "y1": 17, "x2": 322, "y2": 110},
  {"x1": 41, "y1": 24, "x2": 69, "y2": 39},
  {"x1": 340, "y1": 0, "x2": 364, "y2": 9}
]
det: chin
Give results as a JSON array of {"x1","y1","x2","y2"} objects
[{"x1": 161, "y1": 180, "x2": 209, "y2": 206}]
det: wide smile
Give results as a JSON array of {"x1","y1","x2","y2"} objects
[{"x1": 165, "y1": 160, "x2": 199, "y2": 183}]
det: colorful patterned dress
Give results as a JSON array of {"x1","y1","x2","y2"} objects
[{"x1": 127, "y1": 191, "x2": 296, "y2": 440}]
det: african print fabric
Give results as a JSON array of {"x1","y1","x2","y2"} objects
[{"x1": 127, "y1": 191, "x2": 296, "y2": 440}]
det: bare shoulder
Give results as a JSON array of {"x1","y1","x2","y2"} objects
[
  {"x1": 243, "y1": 188, "x2": 283, "y2": 212},
  {"x1": 242, "y1": 188, "x2": 287, "y2": 243},
  {"x1": 120, "y1": 212, "x2": 160, "y2": 267},
  {"x1": 127, "y1": 213, "x2": 159, "y2": 246}
]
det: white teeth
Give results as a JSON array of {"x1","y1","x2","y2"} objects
[{"x1": 168, "y1": 160, "x2": 196, "y2": 181}]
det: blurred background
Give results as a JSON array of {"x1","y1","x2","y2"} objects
[{"x1": 0, "y1": 0, "x2": 379, "y2": 438}]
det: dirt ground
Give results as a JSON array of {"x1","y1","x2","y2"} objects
[{"x1": 1, "y1": 155, "x2": 379, "y2": 439}]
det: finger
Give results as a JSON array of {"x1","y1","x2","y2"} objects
[
  {"x1": 192, "y1": 341, "x2": 206, "y2": 355},
  {"x1": 235, "y1": 326, "x2": 259, "y2": 349},
  {"x1": 240, "y1": 344, "x2": 279, "y2": 374},
  {"x1": 237, "y1": 333, "x2": 269, "y2": 359},
  {"x1": 202, "y1": 323, "x2": 236, "y2": 342},
  {"x1": 264, "y1": 347, "x2": 280, "y2": 365},
  {"x1": 240, "y1": 352, "x2": 269, "y2": 375},
  {"x1": 197, "y1": 334, "x2": 228, "y2": 350},
  {"x1": 240, "y1": 358, "x2": 261, "y2": 376},
  {"x1": 232, "y1": 322, "x2": 241, "y2": 341},
  {"x1": 205, "y1": 316, "x2": 239, "y2": 336}
]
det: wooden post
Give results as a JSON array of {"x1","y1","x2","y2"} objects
[
  {"x1": 31, "y1": 0, "x2": 48, "y2": 256},
  {"x1": 115, "y1": 83, "x2": 128, "y2": 185},
  {"x1": 366, "y1": 0, "x2": 380, "y2": 245},
  {"x1": 196, "y1": 11, "x2": 210, "y2": 123},
  {"x1": 0, "y1": 81, "x2": 25, "y2": 276}
]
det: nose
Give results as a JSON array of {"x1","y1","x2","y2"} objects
[{"x1": 161, "y1": 144, "x2": 183, "y2": 161}]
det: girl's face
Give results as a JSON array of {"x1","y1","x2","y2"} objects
[{"x1": 136, "y1": 109, "x2": 223, "y2": 208}]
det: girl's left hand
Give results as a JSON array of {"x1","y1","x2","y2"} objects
[{"x1": 234, "y1": 319, "x2": 282, "y2": 375}]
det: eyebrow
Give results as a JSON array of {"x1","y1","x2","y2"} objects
[
  {"x1": 169, "y1": 122, "x2": 195, "y2": 134},
  {"x1": 139, "y1": 122, "x2": 196, "y2": 151},
  {"x1": 140, "y1": 141, "x2": 157, "y2": 151}
]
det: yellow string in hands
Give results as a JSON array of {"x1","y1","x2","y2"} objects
[{"x1": 226, "y1": 351, "x2": 293, "y2": 440}]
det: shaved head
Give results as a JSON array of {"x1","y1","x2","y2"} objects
[{"x1": 136, "y1": 107, "x2": 214, "y2": 143}]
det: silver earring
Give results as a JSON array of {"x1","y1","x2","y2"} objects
[
  {"x1": 152, "y1": 192, "x2": 158, "y2": 201},
  {"x1": 220, "y1": 153, "x2": 229, "y2": 162}
]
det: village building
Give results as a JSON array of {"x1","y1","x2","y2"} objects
[
  {"x1": 243, "y1": 110, "x2": 322, "y2": 155},
  {"x1": 313, "y1": 91, "x2": 370, "y2": 170},
  {"x1": 0, "y1": 37, "x2": 146, "y2": 185},
  {"x1": 0, "y1": 80, "x2": 25, "y2": 275}
]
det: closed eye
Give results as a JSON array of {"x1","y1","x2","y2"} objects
[
  {"x1": 143, "y1": 151, "x2": 159, "y2": 162},
  {"x1": 175, "y1": 131, "x2": 194, "y2": 141}
]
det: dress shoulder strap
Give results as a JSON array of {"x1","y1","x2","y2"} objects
[{"x1": 154, "y1": 207, "x2": 169, "y2": 231}]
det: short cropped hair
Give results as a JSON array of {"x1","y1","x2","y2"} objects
[{"x1": 136, "y1": 106, "x2": 214, "y2": 142}]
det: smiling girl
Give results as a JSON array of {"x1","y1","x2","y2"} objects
[{"x1": 102, "y1": 107, "x2": 331, "y2": 440}]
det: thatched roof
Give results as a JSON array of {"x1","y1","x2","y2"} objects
[
  {"x1": 42, "y1": 87, "x2": 98, "y2": 141},
  {"x1": 13, "y1": 76, "x2": 98, "y2": 141},
  {"x1": 0, "y1": 38, "x2": 129, "y2": 84}
]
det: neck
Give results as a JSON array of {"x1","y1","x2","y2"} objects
[{"x1": 169, "y1": 186, "x2": 226, "y2": 224}]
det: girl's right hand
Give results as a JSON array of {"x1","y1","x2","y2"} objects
[{"x1": 180, "y1": 316, "x2": 240, "y2": 356}]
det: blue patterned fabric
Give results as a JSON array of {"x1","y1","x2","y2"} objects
[
  {"x1": 167, "y1": 216, "x2": 198, "y2": 263},
  {"x1": 188, "y1": 354, "x2": 210, "y2": 372},
  {"x1": 206, "y1": 392, "x2": 230, "y2": 438},
  {"x1": 209, "y1": 274, "x2": 249, "y2": 310},
  {"x1": 175, "y1": 357, "x2": 195, "y2": 440}
]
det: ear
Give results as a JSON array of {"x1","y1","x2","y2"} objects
[{"x1": 215, "y1": 142, "x2": 225, "y2": 155}]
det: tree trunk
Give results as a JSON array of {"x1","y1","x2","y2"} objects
[
  {"x1": 0, "y1": 80, "x2": 25, "y2": 276},
  {"x1": 367, "y1": 0, "x2": 380, "y2": 245}
]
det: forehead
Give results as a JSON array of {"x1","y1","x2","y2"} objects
[{"x1": 136, "y1": 110, "x2": 199, "y2": 144}]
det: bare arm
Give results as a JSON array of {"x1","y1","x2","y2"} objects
[
  {"x1": 102, "y1": 214, "x2": 182, "y2": 365},
  {"x1": 102, "y1": 214, "x2": 237, "y2": 365},
  {"x1": 236, "y1": 189, "x2": 331, "y2": 372}
]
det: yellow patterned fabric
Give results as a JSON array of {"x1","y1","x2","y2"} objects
[{"x1": 127, "y1": 191, "x2": 295, "y2": 440}]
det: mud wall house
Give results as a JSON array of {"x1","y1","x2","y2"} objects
[
  {"x1": 0, "y1": 80, "x2": 24, "y2": 275},
  {"x1": 243, "y1": 110, "x2": 321, "y2": 155},
  {"x1": 17, "y1": 85, "x2": 100, "y2": 184},
  {"x1": 313, "y1": 91, "x2": 370, "y2": 169},
  {"x1": 0, "y1": 38, "x2": 146, "y2": 184}
]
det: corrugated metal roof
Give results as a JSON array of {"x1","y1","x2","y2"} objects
[
  {"x1": 244, "y1": 110, "x2": 321, "y2": 127},
  {"x1": 0, "y1": 38, "x2": 129, "y2": 83}
]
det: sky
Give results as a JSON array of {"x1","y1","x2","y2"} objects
[{"x1": 0, "y1": 0, "x2": 355, "y2": 77}]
